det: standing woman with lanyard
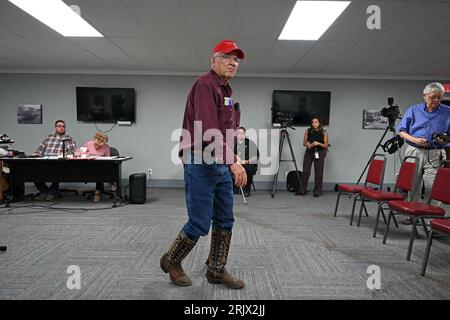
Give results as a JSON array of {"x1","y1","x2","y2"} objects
[{"x1": 299, "y1": 117, "x2": 329, "y2": 197}]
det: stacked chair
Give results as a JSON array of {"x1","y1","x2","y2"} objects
[
  {"x1": 333, "y1": 154, "x2": 387, "y2": 226},
  {"x1": 383, "y1": 167, "x2": 450, "y2": 261},
  {"x1": 421, "y1": 217, "x2": 450, "y2": 276},
  {"x1": 357, "y1": 156, "x2": 419, "y2": 237}
]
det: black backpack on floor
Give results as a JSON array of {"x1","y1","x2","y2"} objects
[{"x1": 286, "y1": 170, "x2": 302, "y2": 192}]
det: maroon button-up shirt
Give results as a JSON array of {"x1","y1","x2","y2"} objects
[{"x1": 179, "y1": 69, "x2": 240, "y2": 164}]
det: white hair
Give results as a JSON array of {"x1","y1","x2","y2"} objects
[{"x1": 423, "y1": 82, "x2": 445, "y2": 95}]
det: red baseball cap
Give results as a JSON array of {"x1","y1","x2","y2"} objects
[{"x1": 213, "y1": 40, "x2": 245, "y2": 60}]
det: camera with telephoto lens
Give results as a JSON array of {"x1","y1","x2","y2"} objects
[
  {"x1": 381, "y1": 97, "x2": 401, "y2": 128},
  {"x1": 432, "y1": 132, "x2": 450, "y2": 143}
]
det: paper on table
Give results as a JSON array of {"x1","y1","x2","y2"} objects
[{"x1": 91, "y1": 156, "x2": 119, "y2": 160}]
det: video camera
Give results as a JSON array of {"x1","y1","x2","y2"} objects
[
  {"x1": 381, "y1": 97, "x2": 401, "y2": 128},
  {"x1": 432, "y1": 132, "x2": 450, "y2": 143},
  {"x1": 274, "y1": 111, "x2": 294, "y2": 128}
]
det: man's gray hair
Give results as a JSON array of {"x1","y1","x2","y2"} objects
[{"x1": 423, "y1": 82, "x2": 445, "y2": 95}]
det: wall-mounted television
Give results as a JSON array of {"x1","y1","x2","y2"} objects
[
  {"x1": 76, "y1": 87, "x2": 136, "y2": 123},
  {"x1": 272, "y1": 90, "x2": 331, "y2": 126}
]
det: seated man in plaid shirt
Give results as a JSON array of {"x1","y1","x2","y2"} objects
[{"x1": 34, "y1": 119, "x2": 77, "y2": 200}]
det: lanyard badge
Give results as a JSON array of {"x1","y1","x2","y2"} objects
[{"x1": 224, "y1": 97, "x2": 233, "y2": 109}]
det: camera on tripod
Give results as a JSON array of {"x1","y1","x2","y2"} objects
[
  {"x1": 432, "y1": 132, "x2": 450, "y2": 143},
  {"x1": 380, "y1": 97, "x2": 401, "y2": 128},
  {"x1": 274, "y1": 111, "x2": 294, "y2": 128}
]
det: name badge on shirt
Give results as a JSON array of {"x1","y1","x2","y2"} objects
[{"x1": 224, "y1": 97, "x2": 233, "y2": 108}]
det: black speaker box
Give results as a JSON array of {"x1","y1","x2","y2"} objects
[{"x1": 129, "y1": 173, "x2": 146, "y2": 204}]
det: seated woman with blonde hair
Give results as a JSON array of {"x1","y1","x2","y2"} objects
[{"x1": 81, "y1": 132, "x2": 110, "y2": 201}]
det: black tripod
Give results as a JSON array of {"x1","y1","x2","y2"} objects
[
  {"x1": 356, "y1": 124, "x2": 403, "y2": 185},
  {"x1": 271, "y1": 126, "x2": 305, "y2": 197}
]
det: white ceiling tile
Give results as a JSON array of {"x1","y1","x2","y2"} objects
[
  {"x1": 192, "y1": 37, "x2": 227, "y2": 62},
  {"x1": 373, "y1": 40, "x2": 440, "y2": 62},
  {"x1": 180, "y1": 0, "x2": 235, "y2": 38},
  {"x1": 0, "y1": 1, "x2": 61, "y2": 37},
  {"x1": 338, "y1": 40, "x2": 397, "y2": 62},
  {"x1": 109, "y1": 37, "x2": 166, "y2": 59},
  {"x1": 376, "y1": 61, "x2": 422, "y2": 75},
  {"x1": 70, "y1": 38, "x2": 131, "y2": 59},
  {"x1": 321, "y1": 60, "x2": 362, "y2": 74},
  {"x1": 152, "y1": 37, "x2": 198, "y2": 60},
  {"x1": 236, "y1": 0, "x2": 295, "y2": 39},
  {"x1": 0, "y1": 27, "x2": 16, "y2": 37},
  {"x1": 402, "y1": 63, "x2": 450, "y2": 76},
  {"x1": 260, "y1": 60, "x2": 296, "y2": 73},
  {"x1": 0, "y1": 56, "x2": 27, "y2": 68},
  {"x1": 168, "y1": 59, "x2": 203, "y2": 72},
  {"x1": 30, "y1": 37, "x2": 99, "y2": 60},
  {"x1": 300, "y1": 41, "x2": 354, "y2": 61},
  {"x1": 290, "y1": 60, "x2": 328, "y2": 73},
  {"x1": 414, "y1": 16, "x2": 450, "y2": 42},
  {"x1": 69, "y1": 57, "x2": 112, "y2": 69},
  {"x1": 102, "y1": 57, "x2": 142, "y2": 70},
  {"x1": 135, "y1": 56, "x2": 173, "y2": 70},
  {"x1": 413, "y1": 42, "x2": 450, "y2": 61},
  {"x1": 0, "y1": 36, "x2": 75, "y2": 67},
  {"x1": 351, "y1": 61, "x2": 387, "y2": 74},
  {"x1": 0, "y1": 44, "x2": 45, "y2": 68},
  {"x1": 266, "y1": 41, "x2": 314, "y2": 61},
  {"x1": 235, "y1": 59, "x2": 265, "y2": 73},
  {"x1": 321, "y1": 1, "x2": 374, "y2": 41},
  {"x1": 370, "y1": 2, "x2": 450, "y2": 41},
  {"x1": 67, "y1": 0, "x2": 146, "y2": 37},
  {"x1": 234, "y1": 39, "x2": 275, "y2": 60},
  {"x1": 123, "y1": 0, "x2": 190, "y2": 37}
]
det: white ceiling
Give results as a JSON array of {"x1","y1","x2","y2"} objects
[{"x1": 0, "y1": 0, "x2": 449, "y2": 78}]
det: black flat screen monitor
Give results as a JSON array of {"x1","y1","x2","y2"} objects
[
  {"x1": 272, "y1": 90, "x2": 331, "y2": 126},
  {"x1": 76, "y1": 87, "x2": 136, "y2": 123}
]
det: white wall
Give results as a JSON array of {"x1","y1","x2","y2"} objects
[{"x1": 0, "y1": 73, "x2": 445, "y2": 188}]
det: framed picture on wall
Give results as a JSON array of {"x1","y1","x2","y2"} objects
[
  {"x1": 362, "y1": 109, "x2": 389, "y2": 130},
  {"x1": 17, "y1": 104, "x2": 42, "y2": 124}
]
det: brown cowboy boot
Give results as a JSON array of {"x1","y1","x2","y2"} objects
[
  {"x1": 205, "y1": 228, "x2": 245, "y2": 289},
  {"x1": 160, "y1": 231, "x2": 196, "y2": 286}
]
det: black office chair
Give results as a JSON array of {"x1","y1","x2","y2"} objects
[{"x1": 82, "y1": 147, "x2": 119, "y2": 199}]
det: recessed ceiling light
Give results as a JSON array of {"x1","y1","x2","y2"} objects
[
  {"x1": 279, "y1": 1, "x2": 351, "y2": 40},
  {"x1": 9, "y1": 0, "x2": 103, "y2": 37}
]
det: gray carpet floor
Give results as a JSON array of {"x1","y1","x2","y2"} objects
[{"x1": 0, "y1": 188, "x2": 449, "y2": 300}]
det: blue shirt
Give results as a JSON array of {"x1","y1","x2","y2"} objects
[{"x1": 397, "y1": 103, "x2": 450, "y2": 148}]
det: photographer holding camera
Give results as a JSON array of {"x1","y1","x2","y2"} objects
[{"x1": 396, "y1": 82, "x2": 450, "y2": 224}]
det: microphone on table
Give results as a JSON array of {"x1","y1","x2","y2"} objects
[{"x1": 60, "y1": 136, "x2": 71, "y2": 159}]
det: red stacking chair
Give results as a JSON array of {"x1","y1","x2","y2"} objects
[
  {"x1": 383, "y1": 167, "x2": 450, "y2": 261},
  {"x1": 420, "y1": 217, "x2": 450, "y2": 276},
  {"x1": 333, "y1": 154, "x2": 387, "y2": 226},
  {"x1": 357, "y1": 156, "x2": 419, "y2": 237}
]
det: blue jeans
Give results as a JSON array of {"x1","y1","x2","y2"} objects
[{"x1": 182, "y1": 163, "x2": 234, "y2": 241}]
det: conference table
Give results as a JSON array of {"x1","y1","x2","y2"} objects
[{"x1": 1, "y1": 156, "x2": 133, "y2": 206}]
